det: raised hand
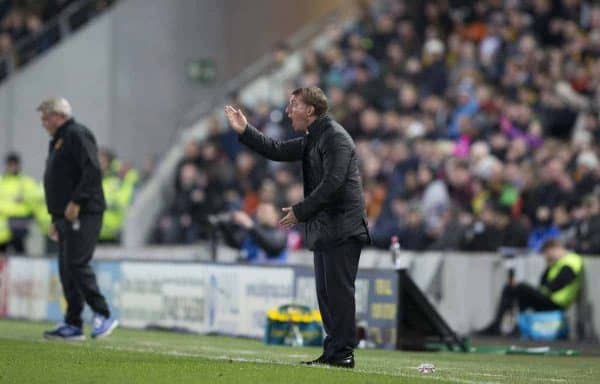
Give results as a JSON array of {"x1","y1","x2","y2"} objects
[{"x1": 224, "y1": 105, "x2": 248, "y2": 134}]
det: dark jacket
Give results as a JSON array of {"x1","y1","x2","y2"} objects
[
  {"x1": 239, "y1": 115, "x2": 370, "y2": 250},
  {"x1": 220, "y1": 221, "x2": 287, "y2": 259},
  {"x1": 43, "y1": 118, "x2": 106, "y2": 217},
  {"x1": 575, "y1": 214, "x2": 600, "y2": 255}
]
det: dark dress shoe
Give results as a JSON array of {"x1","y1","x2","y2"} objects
[
  {"x1": 326, "y1": 353, "x2": 355, "y2": 369},
  {"x1": 300, "y1": 354, "x2": 328, "y2": 365}
]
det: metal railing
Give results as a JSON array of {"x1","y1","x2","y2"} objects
[{"x1": 0, "y1": 0, "x2": 117, "y2": 83}]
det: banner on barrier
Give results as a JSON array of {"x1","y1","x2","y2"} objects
[
  {"x1": 237, "y1": 266, "x2": 294, "y2": 338},
  {"x1": 0, "y1": 258, "x2": 7, "y2": 317},
  {"x1": 47, "y1": 258, "x2": 62, "y2": 322},
  {"x1": 95, "y1": 261, "x2": 124, "y2": 322},
  {"x1": 0, "y1": 257, "x2": 396, "y2": 346},
  {"x1": 291, "y1": 265, "x2": 397, "y2": 349},
  {"x1": 46, "y1": 259, "x2": 123, "y2": 323},
  {"x1": 118, "y1": 262, "x2": 206, "y2": 332},
  {"x1": 7, "y1": 258, "x2": 51, "y2": 320},
  {"x1": 205, "y1": 267, "x2": 240, "y2": 333},
  {"x1": 359, "y1": 269, "x2": 397, "y2": 349},
  {"x1": 116, "y1": 263, "x2": 295, "y2": 337}
]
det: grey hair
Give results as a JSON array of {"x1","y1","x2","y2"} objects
[{"x1": 37, "y1": 97, "x2": 72, "y2": 117}]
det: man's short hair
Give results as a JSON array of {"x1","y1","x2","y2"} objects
[
  {"x1": 292, "y1": 86, "x2": 328, "y2": 117},
  {"x1": 5, "y1": 151, "x2": 20, "y2": 165},
  {"x1": 541, "y1": 238, "x2": 562, "y2": 252},
  {"x1": 36, "y1": 97, "x2": 72, "y2": 117}
]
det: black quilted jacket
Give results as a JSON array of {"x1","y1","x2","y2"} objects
[{"x1": 239, "y1": 115, "x2": 370, "y2": 250}]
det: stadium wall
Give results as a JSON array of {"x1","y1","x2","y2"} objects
[
  {"x1": 1, "y1": 251, "x2": 599, "y2": 344},
  {"x1": 0, "y1": 0, "x2": 345, "y2": 179}
]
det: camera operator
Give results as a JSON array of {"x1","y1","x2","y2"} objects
[
  {"x1": 212, "y1": 202, "x2": 288, "y2": 264},
  {"x1": 157, "y1": 163, "x2": 210, "y2": 244}
]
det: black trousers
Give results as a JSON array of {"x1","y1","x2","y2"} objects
[
  {"x1": 314, "y1": 238, "x2": 362, "y2": 359},
  {"x1": 8, "y1": 217, "x2": 30, "y2": 254},
  {"x1": 55, "y1": 214, "x2": 110, "y2": 328},
  {"x1": 502, "y1": 283, "x2": 562, "y2": 312},
  {"x1": 490, "y1": 283, "x2": 562, "y2": 329}
]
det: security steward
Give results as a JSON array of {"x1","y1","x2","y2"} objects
[
  {"x1": 38, "y1": 97, "x2": 117, "y2": 340},
  {"x1": 0, "y1": 152, "x2": 44, "y2": 253},
  {"x1": 225, "y1": 86, "x2": 370, "y2": 368},
  {"x1": 0, "y1": 209, "x2": 11, "y2": 253},
  {"x1": 478, "y1": 238, "x2": 583, "y2": 336}
]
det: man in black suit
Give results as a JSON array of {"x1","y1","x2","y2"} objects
[{"x1": 225, "y1": 86, "x2": 370, "y2": 368}]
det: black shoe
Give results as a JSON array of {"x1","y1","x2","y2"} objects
[
  {"x1": 300, "y1": 354, "x2": 328, "y2": 366},
  {"x1": 326, "y1": 353, "x2": 354, "y2": 369}
]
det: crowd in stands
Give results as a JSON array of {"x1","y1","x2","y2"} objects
[
  {"x1": 0, "y1": 148, "x2": 144, "y2": 255},
  {"x1": 0, "y1": 0, "x2": 115, "y2": 82},
  {"x1": 156, "y1": 0, "x2": 600, "y2": 258}
]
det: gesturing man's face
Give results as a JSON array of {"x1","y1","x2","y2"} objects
[{"x1": 285, "y1": 94, "x2": 313, "y2": 133}]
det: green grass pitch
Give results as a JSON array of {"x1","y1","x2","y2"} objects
[{"x1": 0, "y1": 319, "x2": 597, "y2": 383}]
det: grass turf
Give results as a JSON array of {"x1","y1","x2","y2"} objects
[{"x1": 0, "y1": 319, "x2": 598, "y2": 383}]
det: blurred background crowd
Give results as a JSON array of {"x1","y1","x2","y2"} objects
[
  {"x1": 153, "y1": 0, "x2": 600, "y2": 258},
  {"x1": 3, "y1": 0, "x2": 600, "y2": 262},
  {"x1": 0, "y1": 0, "x2": 115, "y2": 81}
]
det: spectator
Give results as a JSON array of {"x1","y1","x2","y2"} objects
[
  {"x1": 574, "y1": 194, "x2": 600, "y2": 255},
  {"x1": 174, "y1": 139, "x2": 202, "y2": 193},
  {"x1": 528, "y1": 205, "x2": 561, "y2": 252},
  {"x1": 2, "y1": 10, "x2": 27, "y2": 41},
  {"x1": 575, "y1": 150, "x2": 600, "y2": 197},
  {"x1": 493, "y1": 204, "x2": 528, "y2": 249},
  {"x1": 0, "y1": 32, "x2": 11, "y2": 80},
  {"x1": 449, "y1": 80, "x2": 480, "y2": 139},
  {"x1": 20, "y1": 13, "x2": 52, "y2": 65},
  {"x1": 156, "y1": 163, "x2": 210, "y2": 244},
  {"x1": 461, "y1": 202, "x2": 502, "y2": 252},
  {"x1": 214, "y1": 202, "x2": 288, "y2": 264},
  {"x1": 396, "y1": 204, "x2": 431, "y2": 251},
  {"x1": 420, "y1": 38, "x2": 447, "y2": 97},
  {"x1": 371, "y1": 193, "x2": 409, "y2": 249}
]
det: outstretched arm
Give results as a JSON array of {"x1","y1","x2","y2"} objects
[{"x1": 225, "y1": 105, "x2": 303, "y2": 162}]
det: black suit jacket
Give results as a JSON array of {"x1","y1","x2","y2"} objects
[{"x1": 239, "y1": 115, "x2": 370, "y2": 250}]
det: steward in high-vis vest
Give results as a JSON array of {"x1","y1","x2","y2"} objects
[
  {"x1": 476, "y1": 238, "x2": 583, "y2": 336},
  {"x1": 0, "y1": 152, "x2": 46, "y2": 253},
  {"x1": 98, "y1": 150, "x2": 139, "y2": 243},
  {"x1": 538, "y1": 240, "x2": 583, "y2": 308},
  {"x1": 0, "y1": 210, "x2": 12, "y2": 252}
]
